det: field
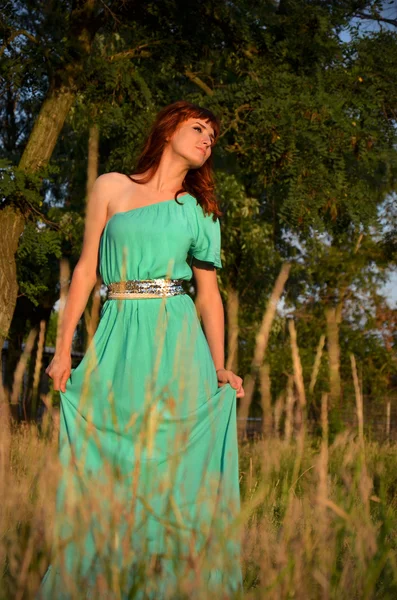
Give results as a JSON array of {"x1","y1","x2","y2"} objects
[
  {"x1": 1, "y1": 414, "x2": 396, "y2": 599},
  {"x1": 1, "y1": 263, "x2": 397, "y2": 599}
]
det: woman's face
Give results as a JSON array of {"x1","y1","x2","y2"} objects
[{"x1": 167, "y1": 117, "x2": 215, "y2": 168}]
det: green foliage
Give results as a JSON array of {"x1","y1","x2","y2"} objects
[
  {"x1": 1, "y1": 1, "x2": 397, "y2": 415},
  {"x1": 0, "y1": 160, "x2": 51, "y2": 212},
  {"x1": 16, "y1": 221, "x2": 62, "y2": 306},
  {"x1": 45, "y1": 311, "x2": 59, "y2": 348}
]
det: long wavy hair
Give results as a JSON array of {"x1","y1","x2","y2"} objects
[{"x1": 127, "y1": 101, "x2": 222, "y2": 219}]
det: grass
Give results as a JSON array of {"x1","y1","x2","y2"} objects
[
  {"x1": 240, "y1": 434, "x2": 397, "y2": 599},
  {"x1": 1, "y1": 423, "x2": 396, "y2": 598}
]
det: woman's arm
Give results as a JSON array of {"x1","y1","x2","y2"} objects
[
  {"x1": 56, "y1": 175, "x2": 110, "y2": 354},
  {"x1": 193, "y1": 265, "x2": 244, "y2": 397},
  {"x1": 46, "y1": 174, "x2": 114, "y2": 391},
  {"x1": 194, "y1": 268, "x2": 225, "y2": 372}
]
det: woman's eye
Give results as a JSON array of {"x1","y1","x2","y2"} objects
[{"x1": 193, "y1": 125, "x2": 214, "y2": 146}]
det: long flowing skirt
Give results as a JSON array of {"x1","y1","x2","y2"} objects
[{"x1": 38, "y1": 296, "x2": 243, "y2": 599}]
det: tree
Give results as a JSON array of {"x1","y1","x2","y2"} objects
[
  {"x1": 0, "y1": 0, "x2": 263, "y2": 373},
  {"x1": 1, "y1": 0, "x2": 397, "y2": 424}
]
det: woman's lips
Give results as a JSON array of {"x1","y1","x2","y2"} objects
[{"x1": 196, "y1": 147, "x2": 206, "y2": 156}]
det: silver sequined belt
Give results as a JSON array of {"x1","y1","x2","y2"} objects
[{"x1": 107, "y1": 278, "x2": 186, "y2": 299}]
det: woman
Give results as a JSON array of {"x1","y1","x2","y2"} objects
[{"x1": 39, "y1": 100, "x2": 245, "y2": 599}]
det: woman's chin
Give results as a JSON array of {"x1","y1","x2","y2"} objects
[{"x1": 187, "y1": 157, "x2": 206, "y2": 169}]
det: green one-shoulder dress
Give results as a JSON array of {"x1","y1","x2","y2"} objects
[{"x1": 38, "y1": 192, "x2": 243, "y2": 599}]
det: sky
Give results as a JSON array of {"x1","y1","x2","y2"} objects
[
  {"x1": 383, "y1": 273, "x2": 397, "y2": 308},
  {"x1": 339, "y1": 0, "x2": 397, "y2": 42}
]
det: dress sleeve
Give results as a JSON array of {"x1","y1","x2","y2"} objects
[{"x1": 187, "y1": 204, "x2": 223, "y2": 269}]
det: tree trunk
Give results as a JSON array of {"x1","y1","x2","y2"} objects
[
  {"x1": 0, "y1": 0, "x2": 101, "y2": 375},
  {"x1": 0, "y1": 87, "x2": 75, "y2": 375},
  {"x1": 24, "y1": 308, "x2": 53, "y2": 420},
  {"x1": 226, "y1": 282, "x2": 239, "y2": 374},
  {"x1": 326, "y1": 307, "x2": 342, "y2": 407},
  {"x1": 19, "y1": 86, "x2": 76, "y2": 172},
  {"x1": 0, "y1": 207, "x2": 25, "y2": 373},
  {"x1": 86, "y1": 123, "x2": 100, "y2": 198},
  {"x1": 85, "y1": 123, "x2": 102, "y2": 349}
]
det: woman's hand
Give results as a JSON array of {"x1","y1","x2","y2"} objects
[
  {"x1": 216, "y1": 368, "x2": 245, "y2": 398},
  {"x1": 45, "y1": 353, "x2": 72, "y2": 393}
]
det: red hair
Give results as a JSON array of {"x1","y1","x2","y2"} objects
[{"x1": 127, "y1": 100, "x2": 222, "y2": 220}]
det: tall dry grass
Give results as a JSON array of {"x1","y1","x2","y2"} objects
[{"x1": 0, "y1": 263, "x2": 396, "y2": 598}]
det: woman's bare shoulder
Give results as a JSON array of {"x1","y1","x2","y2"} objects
[{"x1": 93, "y1": 172, "x2": 129, "y2": 188}]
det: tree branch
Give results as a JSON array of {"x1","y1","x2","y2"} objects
[
  {"x1": 355, "y1": 11, "x2": 397, "y2": 28},
  {"x1": 108, "y1": 40, "x2": 164, "y2": 61},
  {"x1": 0, "y1": 29, "x2": 39, "y2": 57},
  {"x1": 185, "y1": 70, "x2": 214, "y2": 95}
]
